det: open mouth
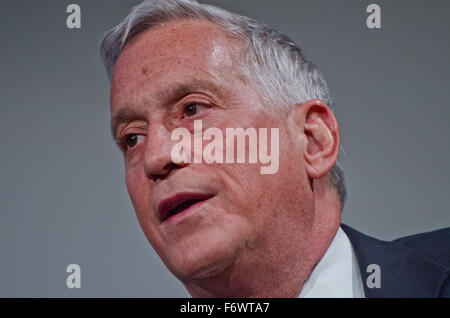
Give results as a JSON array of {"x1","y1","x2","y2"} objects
[{"x1": 158, "y1": 192, "x2": 214, "y2": 222}]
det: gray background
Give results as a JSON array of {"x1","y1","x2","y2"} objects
[{"x1": 0, "y1": 0, "x2": 449, "y2": 297}]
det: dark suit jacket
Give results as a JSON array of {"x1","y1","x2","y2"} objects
[{"x1": 341, "y1": 224, "x2": 450, "y2": 298}]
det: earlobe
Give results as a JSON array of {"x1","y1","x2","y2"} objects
[{"x1": 301, "y1": 99, "x2": 340, "y2": 179}]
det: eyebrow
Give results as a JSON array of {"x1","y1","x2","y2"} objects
[
  {"x1": 110, "y1": 79, "x2": 226, "y2": 143},
  {"x1": 156, "y1": 80, "x2": 224, "y2": 104}
]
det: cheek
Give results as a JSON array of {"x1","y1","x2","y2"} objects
[
  {"x1": 125, "y1": 169, "x2": 165, "y2": 250},
  {"x1": 244, "y1": 128, "x2": 308, "y2": 214},
  {"x1": 209, "y1": 117, "x2": 293, "y2": 216},
  {"x1": 125, "y1": 168, "x2": 150, "y2": 218},
  {"x1": 216, "y1": 163, "x2": 279, "y2": 232}
]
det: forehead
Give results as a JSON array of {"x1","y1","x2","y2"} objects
[{"x1": 110, "y1": 19, "x2": 243, "y2": 108}]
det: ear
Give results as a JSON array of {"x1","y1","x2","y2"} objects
[{"x1": 291, "y1": 99, "x2": 340, "y2": 179}]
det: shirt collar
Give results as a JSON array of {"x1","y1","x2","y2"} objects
[{"x1": 298, "y1": 227, "x2": 364, "y2": 298}]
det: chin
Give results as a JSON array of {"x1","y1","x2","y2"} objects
[{"x1": 165, "y1": 236, "x2": 238, "y2": 280}]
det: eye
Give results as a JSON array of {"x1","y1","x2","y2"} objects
[
  {"x1": 124, "y1": 134, "x2": 144, "y2": 150},
  {"x1": 183, "y1": 103, "x2": 198, "y2": 117}
]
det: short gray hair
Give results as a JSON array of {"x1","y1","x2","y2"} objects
[{"x1": 100, "y1": 0, "x2": 347, "y2": 208}]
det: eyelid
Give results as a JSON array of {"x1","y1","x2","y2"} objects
[
  {"x1": 118, "y1": 121, "x2": 147, "y2": 139},
  {"x1": 179, "y1": 92, "x2": 215, "y2": 106},
  {"x1": 115, "y1": 118, "x2": 148, "y2": 141}
]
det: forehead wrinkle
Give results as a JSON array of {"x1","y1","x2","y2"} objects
[
  {"x1": 112, "y1": 19, "x2": 246, "y2": 92},
  {"x1": 112, "y1": 19, "x2": 244, "y2": 93},
  {"x1": 113, "y1": 57, "x2": 230, "y2": 108}
]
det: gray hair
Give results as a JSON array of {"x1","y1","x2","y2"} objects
[{"x1": 100, "y1": 0, "x2": 347, "y2": 208}]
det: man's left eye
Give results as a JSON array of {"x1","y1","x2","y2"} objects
[{"x1": 183, "y1": 103, "x2": 199, "y2": 117}]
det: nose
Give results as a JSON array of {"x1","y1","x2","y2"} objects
[{"x1": 143, "y1": 123, "x2": 186, "y2": 181}]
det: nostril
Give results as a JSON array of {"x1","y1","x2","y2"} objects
[
  {"x1": 150, "y1": 162, "x2": 185, "y2": 181},
  {"x1": 165, "y1": 162, "x2": 184, "y2": 171}
]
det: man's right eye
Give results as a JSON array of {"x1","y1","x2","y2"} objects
[{"x1": 124, "y1": 134, "x2": 143, "y2": 149}]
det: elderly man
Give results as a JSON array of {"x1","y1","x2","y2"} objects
[{"x1": 100, "y1": 0, "x2": 449, "y2": 298}]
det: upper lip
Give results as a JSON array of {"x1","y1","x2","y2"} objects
[{"x1": 157, "y1": 192, "x2": 214, "y2": 222}]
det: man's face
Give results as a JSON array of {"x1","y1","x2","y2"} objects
[{"x1": 110, "y1": 19, "x2": 314, "y2": 281}]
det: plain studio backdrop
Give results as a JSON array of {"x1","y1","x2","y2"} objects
[{"x1": 0, "y1": 0, "x2": 449, "y2": 297}]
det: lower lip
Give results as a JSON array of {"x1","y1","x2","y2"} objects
[{"x1": 164, "y1": 199, "x2": 211, "y2": 224}]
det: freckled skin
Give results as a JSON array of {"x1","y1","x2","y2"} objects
[{"x1": 110, "y1": 19, "x2": 341, "y2": 297}]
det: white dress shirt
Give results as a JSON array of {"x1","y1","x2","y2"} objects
[{"x1": 298, "y1": 227, "x2": 365, "y2": 298}]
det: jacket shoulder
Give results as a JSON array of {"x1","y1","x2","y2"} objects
[
  {"x1": 394, "y1": 228, "x2": 450, "y2": 270},
  {"x1": 341, "y1": 224, "x2": 450, "y2": 297}
]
